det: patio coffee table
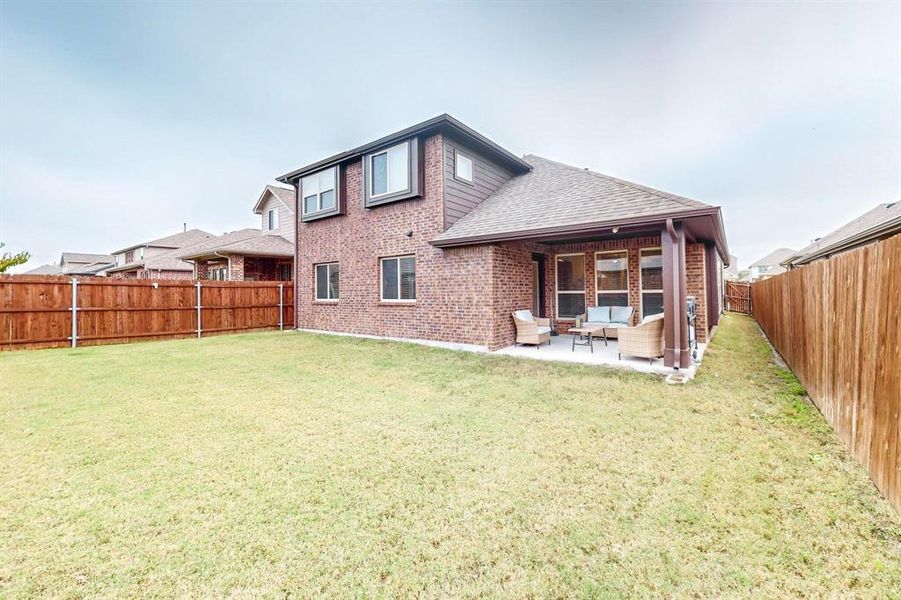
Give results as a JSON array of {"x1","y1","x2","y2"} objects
[{"x1": 569, "y1": 325, "x2": 604, "y2": 353}]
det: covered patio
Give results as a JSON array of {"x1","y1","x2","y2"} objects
[
  {"x1": 495, "y1": 331, "x2": 709, "y2": 377},
  {"x1": 437, "y1": 210, "x2": 729, "y2": 372}
]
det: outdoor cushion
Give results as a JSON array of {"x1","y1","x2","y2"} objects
[
  {"x1": 610, "y1": 306, "x2": 634, "y2": 324},
  {"x1": 586, "y1": 306, "x2": 610, "y2": 323},
  {"x1": 513, "y1": 310, "x2": 534, "y2": 322},
  {"x1": 536, "y1": 326, "x2": 551, "y2": 335},
  {"x1": 641, "y1": 312, "x2": 665, "y2": 325}
]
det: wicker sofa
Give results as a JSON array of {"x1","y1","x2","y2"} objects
[
  {"x1": 511, "y1": 310, "x2": 551, "y2": 348},
  {"x1": 579, "y1": 305, "x2": 635, "y2": 339},
  {"x1": 617, "y1": 313, "x2": 665, "y2": 364}
]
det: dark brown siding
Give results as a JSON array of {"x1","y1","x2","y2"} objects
[{"x1": 443, "y1": 135, "x2": 515, "y2": 229}]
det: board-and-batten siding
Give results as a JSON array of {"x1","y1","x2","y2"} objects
[{"x1": 443, "y1": 136, "x2": 515, "y2": 229}]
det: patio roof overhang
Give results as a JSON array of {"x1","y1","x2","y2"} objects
[{"x1": 430, "y1": 207, "x2": 731, "y2": 267}]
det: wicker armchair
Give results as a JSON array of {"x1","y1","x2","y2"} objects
[
  {"x1": 511, "y1": 310, "x2": 551, "y2": 348},
  {"x1": 617, "y1": 313, "x2": 665, "y2": 364}
]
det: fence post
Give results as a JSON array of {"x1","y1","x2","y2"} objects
[
  {"x1": 195, "y1": 281, "x2": 202, "y2": 338},
  {"x1": 70, "y1": 278, "x2": 78, "y2": 348},
  {"x1": 278, "y1": 283, "x2": 284, "y2": 331}
]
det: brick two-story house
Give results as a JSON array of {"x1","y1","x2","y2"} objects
[
  {"x1": 278, "y1": 115, "x2": 730, "y2": 369},
  {"x1": 178, "y1": 186, "x2": 295, "y2": 281}
]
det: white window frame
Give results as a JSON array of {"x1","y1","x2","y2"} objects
[
  {"x1": 555, "y1": 253, "x2": 586, "y2": 320},
  {"x1": 369, "y1": 141, "x2": 410, "y2": 199},
  {"x1": 639, "y1": 247, "x2": 664, "y2": 319},
  {"x1": 380, "y1": 255, "x2": 416, "y2": 302},
  {"x1": 595, "y1": 250, "x2": 629, "y2": 306},
  {"x1": 267, "y1": 208, "x2": 278, "y2": 230},
  {"x1": 301, "y1": 166, "x2": 338, "y2": 216},
  {"x1": 454, "y1": 149, "x2": 474, "y2": 184}
]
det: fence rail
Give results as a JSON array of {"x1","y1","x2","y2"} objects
[
  {"x1": 0, "y1": 276, "x2": 295, "y2": 350},
  {"x1": 751, "y1": 234, "x2": 900, "y2": 512}
]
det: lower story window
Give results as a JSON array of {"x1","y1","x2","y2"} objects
[
  {"x1": 315, "y1": 263, "x2": 339, "y2": 300},
  {"x1": 640, "y1": 248, "x2": 663, "y2": 319},
  {"x1": 556, "y1": 253, "x2": 585, "y2": 319},
  {"x1": 207, "y1": 267, "x2": 227, "y2": 280},
  {"x1": 381, "y1": 255, "x2": 415, "y2": 301},
  {"x1": 278, "y1": 263, "x2": 292, "y2": 281}
]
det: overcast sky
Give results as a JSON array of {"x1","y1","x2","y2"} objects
[{"x1": 1, "y1": 1, "x2": 899, "y2": 271}]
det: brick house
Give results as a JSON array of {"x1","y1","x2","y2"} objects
[
  {"x1": 106, "y1": 229, "x2": 215, "y2": 279},
  {"x1": 178, "y1": 186, "x2": 295, "y2": 281},
  {"x1": 277, "y1": 115, "x2": 730, "y2": 370}
]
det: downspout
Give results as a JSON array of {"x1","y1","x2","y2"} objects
[{"x1": 666, "y1": 218, "x2": 682, "y2": 365}]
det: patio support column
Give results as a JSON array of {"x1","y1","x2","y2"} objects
[{"x1": 662, "y1": 219, "x2": 690, "y2": 369}]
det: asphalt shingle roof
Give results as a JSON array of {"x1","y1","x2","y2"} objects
[
  {"x1": 113, "y1": 229, "x2": 214, "y2": 254},
  {"x1": 433, "y1": 155, "x2": 713, "y2": 244},
  {"x1": 749, "y1": 248, "x2": 798, "y2": 269},
  {"x1": 61, "y1": 252, "x2": 115, "y2": 264},
  {"x1": 23, "y1": 264, "x2": 63, "y2": 275},
  {"x1": 177, "y1": 229, "x2": 294, "y2": 259},
  {"x1": 789, "y1": 202, "x2": 901, "y2": 264}
]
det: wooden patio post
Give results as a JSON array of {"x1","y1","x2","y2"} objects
[{"x1": 662, "y1": 219, "x2": 690, "y2": 369}]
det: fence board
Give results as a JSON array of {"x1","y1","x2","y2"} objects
[
  {"x1": 0, "y1": 276, "x2": 294, "y2": 350},
  {"x1": 751, "y1": 234, "x2": 901, "y2": 512}
]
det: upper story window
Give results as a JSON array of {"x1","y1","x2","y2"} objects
[
  {"x1": 364, "y1": 138, "x2": 420, "y2": 208},
  {"x1": 301, "y1": 167, "x2": 338, "y2": 220},
  {"x1": 371, "y1": 142, "x2": 408, "y2": 197},
  {"x1": 266, "y1": 208, "x2": 278, "y2": 230},
  {"x1": 454, "y1": 150, "x2": 474, "y2": 184}
]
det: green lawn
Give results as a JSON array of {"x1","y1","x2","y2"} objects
[{"x1": 1, "y1": 315, "x2": 899, "y2": 597}]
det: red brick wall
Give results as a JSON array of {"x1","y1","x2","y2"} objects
[
  {"x1": 295, "y1": 133, "x2": 495, "y2": 347},
  {"x1": 685, "y1": 243, "x2": 708, "y2": 342}
]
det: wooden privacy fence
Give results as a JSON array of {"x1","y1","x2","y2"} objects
[
  {"x1": 751, "y1": 234, "x2": 900, "y2": 512},
  {"x1": 725, "y1": 280, "x2": 752, "y2": 313},
  {"x1": 0, "y1": 276, "x2": 295, "y2": 350}
]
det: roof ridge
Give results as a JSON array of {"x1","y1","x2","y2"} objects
[{"x1": 523, "y1": 154, "x2": 709, "y2": 210}]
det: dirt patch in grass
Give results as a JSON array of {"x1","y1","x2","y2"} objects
[{"x1": 1, "y1": 314, "x2": 898, "y2": 596}]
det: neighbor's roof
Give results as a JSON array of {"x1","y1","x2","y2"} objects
[
  {"x1": 67, "y1": 261, "x2": 115, "y2": 275},
  {"x1": 113, "y1": 228, "x2": 214, "y2": 254},
  {"x1": 178, "y1": 229, "x2": 294, "y2": 260},
  {"x1": 749, "y1": 248, "x2": 798, "y2": 269},
  {"x1": 23, "y1": 264, "x2": 63, "y2": 275},
  {"x1": 60, "y1": 252, "x2": 115, "y2": 265},
  {"x1": 253, "y1": 185, "x2": 295, "y2": 214},
  {"x1": 276, "y1": 114, "x2": 532, "y2": 182},
  {"x1": 785, "y1": 201, "x2": 901, "y2": 266},
  {"x1": 105, "y1": 246, "x2": 197, "y2": 273},
  {"x1": 432, "y1": 155, "x2": 727, "y2": 258}
]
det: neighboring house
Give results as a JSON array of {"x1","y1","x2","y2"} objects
[
  {"x1": 747, "y1": 248, "x2": 796, "y2": 280},
  {"x1": 59, "y1": 252, "x2": 116, "y2": 275},
  {"x1": 105, "y1": 229, "x2": 214, "y2": 279},
  {"x1": 179, "y1": 186, "x2": 295, "y2": 281},
  {"x1": 723, "y1": 254, "x2": 740, "y2": 280},
  {"x1": 21, "y1": 264, "x2": 63, "y2": 275},
  {"x1": 277, "y1": 114, "x2": 730, "y2": 370},
  {"x1": 783, "y1": 201, "x2": 901, "y2": 267}
]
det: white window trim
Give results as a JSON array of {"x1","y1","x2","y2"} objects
[
  {"x1": 454, "y1": 149, "x2": 474, "y2": 184},
  {"x1": 639, "y1": 247, "x2": 664, "y2": 319},
  {"x1": 315, "y1": 262, "x2": 339, "y2": 301},
  {"x1": 370, "y1": 141, "x2": 410, "y2": 199},
  {"x1": 555, "y1": 252, "x2": 586, "y2": 320},
  {"x1": 380, "y1": 255, "x2": 416, "y2": 302},
  {"x1": 301, "y1": 166, "x2": 338, "y2": 216},
  {"x1": 267, "y1": 208, "x2": 278, "y2": 230},
  {"x1": 595, "y1": 250, "x2": 629, "y2": 305}
]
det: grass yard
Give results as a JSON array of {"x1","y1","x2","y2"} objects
[{"x1": 1, "y1": 314, "x2": 899, "y2": 597}]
